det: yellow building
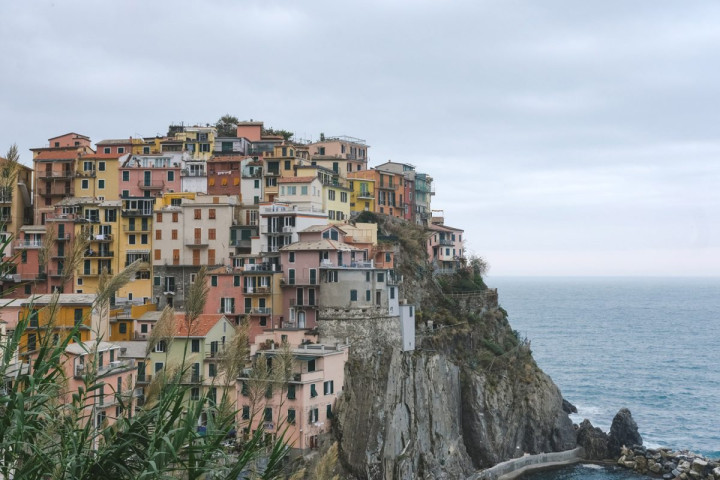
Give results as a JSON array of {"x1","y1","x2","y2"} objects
[
  {"x1": 348, "y1": 175, "x2": 376, "y2": 214},
  {"x1": 74, "y1": 152, "x2": 122, "y2": 201},
  {"x1": 19, "y1": 294, "x2": 106, "y2": 355},
  {"x1": 167, "y1": 126, "x2": 217, "y2": 161},
  {"x1": 0, "y1": 158, "x2": 32, "y2": 243},
  {"x1": 293, "y1": 164, "x2": 350, "y2": 223},
  {"x1": 117, "y1": 203, "x2": 153, "y2": 303},
  {"x1": 108, "y1": 302, "x2": 157, "y2": 342},
  {"x1": 262, "y1": 145, "x2": 308, "y2": 202}
]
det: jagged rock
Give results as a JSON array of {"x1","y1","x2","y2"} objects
[
  {"x1": 713, "y1": 467, "x2": 720, "y2": 477},
  {"x1": 562, "y1": 398, "x2": 577, "y2": 414},
  {"x1": 649, "y1": 460, "x2": 663, "y2": 474},
  {"x1": 635, "y1": 455, "x2": 648, "y2": 473},
  {"x1": 692, "y1": 458, "x2": 708, "y2": 474},
  {"x1": 576, "y1": 419, "x2": 609, "y2": 460},
  {"x1": 608, "y1": 408, "x2": 643, "y2": 457}
]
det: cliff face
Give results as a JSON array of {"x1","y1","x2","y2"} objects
[
  {"x1": 334, "y1": 323, "x2": 576, "y2": 479},
  {"x1": 331, "y1": 217, "x2": 576, "y2": 479}
]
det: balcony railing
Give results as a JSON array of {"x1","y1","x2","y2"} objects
[
  {"x1": 318, "y1": 260, "x2": 374, "y2": 269},
  {"x1": 79, "y1": 269, "x2": 114, "y2": 276},
  {"x1": 0, "y1": 214, "x2": 12, "y2": 223},
  {"x1": 185, "y1": 239, "x2": 208, "y2": 248},
  {"x1": 75, "y1": 170, "x2": 96, "y2": 178},
  {"x1": 137, "y1": 180, "x2": 165, "y2": 190},
  {"x1": 121, "y1": 209, "x2": 153, "y2": 217},
  {"x1": 245, "y1": 307, "x2": 272, "y2": 316},
  {"x1": 136, "y1": 374, "x2": 152, "y2": 384},
  {"x1": 290, "y1": 298, "x2": 317, "y2": 307},
  {"x1": 15, "y1": 240, "x2": 43, "y2": 248},
  {"x1": 89, "y1": 234, "x2": 113, "y2": 242},
  {"x1": 438, "y1": 239, "x2": 454, "y2": 247},
  {"x1": 180, "y1": 373, "x2": 203, "y2": 384},
  {"x1": 85, "y1": 250, "x2": 114, "y2": 258},
  {"x1": 181, "y1": 169, "x2": 206, "y2": 177},
  {"x1": 291, "y1": 370, "x2": 324, "y2": 383},
  {"x1": 39, "y1": 171, "x2": 73, "y2": 179},
  {"x1": 357, "y1": 190, "x2": 373, "y2": 199}
]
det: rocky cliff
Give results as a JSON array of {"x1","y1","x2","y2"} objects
[{"x1": 330, "y1": 217, "x2": 577, "y2": 479}]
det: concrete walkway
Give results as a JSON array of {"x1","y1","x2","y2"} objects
[{"x1": 469, "y1": 447, "x2": 585, "y2": 480}]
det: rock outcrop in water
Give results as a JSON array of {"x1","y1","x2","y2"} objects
[
  {"x1": 608, "y1": 408, "x2": 643, "y2": 457},
  {"x1": 328, "y1": 217, "x2": 577, "y2": 479},
  {"x1": 576, "y1": 419, "x2": 610, "y2": 460}
]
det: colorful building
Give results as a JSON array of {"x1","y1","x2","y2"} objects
[
  {"x1": 237, "y1": 329, "x2": 349, "y2": 452},
  {"x1": 307, "y1": 135, "x2": 369, "y2": 177},
  {"x1": 426, "y1": 221, "x2": 465, "y2": 274}
]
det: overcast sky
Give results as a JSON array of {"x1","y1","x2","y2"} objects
[{"x1": 2, "y1": 0, "x2": 719, "y2": 276}]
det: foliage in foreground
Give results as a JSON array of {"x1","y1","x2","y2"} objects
[{"x1": 0, "y1": 236, "x2": 289, "y2": 479}]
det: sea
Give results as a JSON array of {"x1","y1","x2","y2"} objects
[{"x1": 486, "y1": 277, "x2": 720, "y2": 479}]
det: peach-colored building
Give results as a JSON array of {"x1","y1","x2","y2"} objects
[
  {"x1": 237, "y1": 329, "x2": 348, "y2": 452},
  {"x1": 119, "y1": 153, "x2": 182, "y2": 199},
  {"x1": 348, "y1": 169, "x2": 405, "y2": 219},
  {"x1": 64, "y1": 340, "x2": 139, "y2": 428},
  {"x1": 32, "y1": 133, "x2": 94, "y2": 224},
  {"x1": 426, "y1": 221, "x2": 464, "y2": 274},
  {"x1": 307, "y1": 135, "x2": 369, "y2": 177}
]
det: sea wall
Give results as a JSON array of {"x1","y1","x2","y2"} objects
[{"x1": 469, "y1": 447, "x2": 584, "y2": 480}]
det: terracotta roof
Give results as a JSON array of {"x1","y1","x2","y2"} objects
[
  {"x1": 49, "y1": 132, "x2": 90, "y2": 141},
  {"x1": 278, "y1": 176, "x2": 316, "y2": 184},
  {"x1": 173, "y1": 313, "x2": 227, "y2": 337},
  {"x1": 96, "y1": 139, "x2": 133, "y2": 145},
  {"x1": 280, "y1": 239, "x2": 359, "y2": 252},
  {"x1": 33, "y1": 150, "x2": 82, "y2": 160},
  {"x1": 428, "y1": 223, "x2": 464, "y2": 233}
]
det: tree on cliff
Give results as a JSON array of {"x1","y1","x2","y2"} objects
[{"x1": 215, "y1": 114, "x2": 240, "y2": 137}]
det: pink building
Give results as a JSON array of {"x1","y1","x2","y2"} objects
[
  {"x1": 119, "y1": 153, "x2": 182, "y2": 199},
  {"x1": 63, "y1": 340, "x2": 139, "y2": 428},
  {"x1": 237, "y1": 329, "x2": 348, "y2": 452},
  {"x1": 426, "y1": 222, "x2": 464, "y2": 274}
]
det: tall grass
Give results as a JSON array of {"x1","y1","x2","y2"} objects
[{"x1": 0, "y1": 234, "x2": 289, "y2": 479}]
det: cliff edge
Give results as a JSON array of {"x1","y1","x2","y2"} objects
[{"x1": 330, "y1": 217, "x2": 577, "y2": 479}]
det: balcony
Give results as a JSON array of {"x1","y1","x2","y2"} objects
[
  {"x1": 85, "y1": 250, "x2": 114, "y2": 259},
  {"x1": 75, "y1": 170, "x2": 96, "y2": 178},
  {"x1": 264, "y1": 170, "x2": 280, "y2": 177},
  {"x1": 243, "y1": 286, "x2": 270, "y2": 295},
  {"x1": 438, "y1": 239, "x2": 454, "y2": 247},
  {"x1": 0, "y1": 214, "x2": 11, "y2": 223},
  {"x1": 357, "y1": 190, "x2": 374, "y2": 199},
  {"x1": 20, "y1": 272, "x2": 46, "y2": 282},
  {"x1": 242, "y1": 263, "x2": 279, "y2": 273},
  {"x1": 137, "y1": 180, "x2": 165, "y2": 190},
  {"x1": 185, "y1": 239, "x2": 208, "y2": 248},
  {"x1": 78, "y1": 268, "x2": 114, "y2": 277},
  {"x1": 124, "y1": 226, "x2": 150, "y2": 233},
  {"x1": 38, "y1": 186, "x2": 73, "y2": 196},
  {"x1": 136, "y1": 374, "x2": 153, "y2": 384},
  {"x1": 48, "y1": 270, "x2": 66, "y2": 278},
  {"x1": 180, "y1": 373, "x2": 203, "y2": 384},
  {"x1": 230, "y1": 239, "x2": 252, "y2": 249},
  {"x1": 121, "y1": 209, "x2": 152, "y2": 217},
  {"x1": 291, "y1": 370, "x2": 324, "y2": 383},
  {"x1": 246, "y1": 307, "x2": 272, "y2": 316},
  {"x1": 319, "y1": 260, "x2": 374, "y2": 269},
  {"x1": 56, "y1": 234, "x2": 70, "y2": 241},
  {"x1": 15, "y1": 240, "x2": 43, "y2": 249},
  {"x1": 205, "y1": 348, "x2": 225, "y2": 359},
  {"x1": 39, "y1": 171, "x2": 73, "y2": 179},
  {"x1": 75, "y1": 216, "x2": 100, "y2": 224},
  {"x1": 290, "y1": 298, "x2": 317, "y2": 308},
  {"x1": 242, "y1": 170, "x2": 262, "y2": 179}
]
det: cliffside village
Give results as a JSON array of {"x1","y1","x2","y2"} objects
[{"x1": 0, "y1": 124, "x2": 466, "y2": 453}]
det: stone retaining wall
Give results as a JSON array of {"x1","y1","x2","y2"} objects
[{"x1": 468, "y1": 447, "x2": 584, "y2": 480}]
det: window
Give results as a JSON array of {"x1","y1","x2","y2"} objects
[
  {"x1": 289, "y1": 252, "x2": 295, "y2": 263},
  {"x1": 287, "y1": 384, "x2": 296, "y2": 399},
  {"x1": 208, "y1": 249, "x2": 215, "y2": 265},
  {"x1": 171, "y1": 229, "x2": 178, "y2": 240},
  {"x1": 340, "y1": 192, "x2": 347, "y2": 202},
  {"x1": 118, "y1": 147, "x2": 125, "y2": 154},
  {"x1": 288, "y1": 269, "x2": 295, "y2": 285},
  {"x1": 242, "y1": 406, "x2": 250, "y2": 419},
  {"x1": 310, "y1": 384, "x2": 318, "y2": 398},
  {"x1": 155, "y1": 340, "x2": 166, "y2": 353},
  {"x1": 167, "y1": 171, "x2": 174, "y2": 181},
  {"x1": 119, "y1": 323, "x2": 127, "y2": 334},
  {"x1": 141, "y1": 234, "x2": 148, "y2": 244},
  {"x1": 209, "y1": 363, "x2": 216, "y2": 377},
  {"x1": 156, "y1": 230, "x2": 162, "y2": 240},
  {"x1": 122, "y1": 171, "x2": 129, "y2": 182},
  {"x1": 208, "y1": 228, "x2": 216, "y2": 240},
  {"x1": 284, "y1": 160, "x2": 291, "y2": 170},
  {"x1": 241, "y1": 382, "x2": 249, "y2": 396},
  {"x1": 154, "y1": 275, "x2": 161, "y2": 285},
  {"x1": 287, "y1": 408, "x2": 296, "y2": 424},
  {"x1": 385, "y1": 252, "x2": 391, "y2": 263},
  {"x1": 172, "y1": 212, "x2": 178, "y2": 222},
  {"x1": 324, "y1": 380, "x2": 334, "y2": 395},
  {"x1": 194, "y1": 209, "x2": 201, "y2": 220},
  {"x1": 190, "y1": 388, "x2": 200, "y2": 401},
  {"x1": 234, "y1": 275, "x2": 240, "y2": 287},
  {"x1": 326, "y1": 271, "x2": 338, "y2": 283},
  {"x1": 156, "y1": 212, "x2": 163, "y2": 223},
  {"x1": 350, "y1": 289, "x2": 358, "y2": 301},
  {"x1": 307, "y1": 359, "x2": 316, "y2": 372},
  {"x1": 98, "y1": 179, "x2": 105, "y2": 189},
  {"x1": 209, "y1": 208, "x2": 216, "y2": 219},
  {"x1": 81, "y1": 179, "x2": 89, "y2": 189},
  {"x1": 327, "y1": 404, "x2": 333, "y2": 419},
  {"x1": 328, "y1": 190, "x2": 336, "y2": 201},
  {"x1": 122, "y1": 190, "x2": 129, "y2": 198},
  {"x1": 27, "y1": 333, "x2": 36, "y2": 351},
  {"x1": 155, "y1": 362, "x2": 163, "y2": 373},
  {"x1": 264, "y1": 407, "x2": 273, "y2": 422},
  {"x1": 301, "y1": 186, "x2": 308, "y2": 195},
  {"x1": 390, "y1": 287, "x2": 395, "y2": 299},
  {"x1": 143, "y1": 146, "x2": 150, "y2": 154},
  {"x1": 377, "y1": 272, "x2": 385, "y2": 282},
  {"x1": 129, "y1": 234, "x2": 136, "y2": 245},
  {"x1": 366, "y1": 290, "x2": 371, "y2": 301},
  {"x1": 98, "y1": 161, "x2": 105, "y2": 171},
  {"x1": 154, "y1": 249, "x2": 161, "y2": 261},
  {"x1": 309, "y1": 408, "x2": 319, "y2": 423},
  {"x1": 211, "y1": 276, "x2": 218, "y2": 287},
  {"x1": 141, "y1": 324, "x2": 148, "y2": 333},
  {"x1": 103, "y1": 147, "x2": 111, "y2": 154},
  {"x1": 191, "y1": 339, "x2": 200, "y2": 352},
  {"x1": 74, "y1": 308, "x2": 83, "y2": 326}
]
